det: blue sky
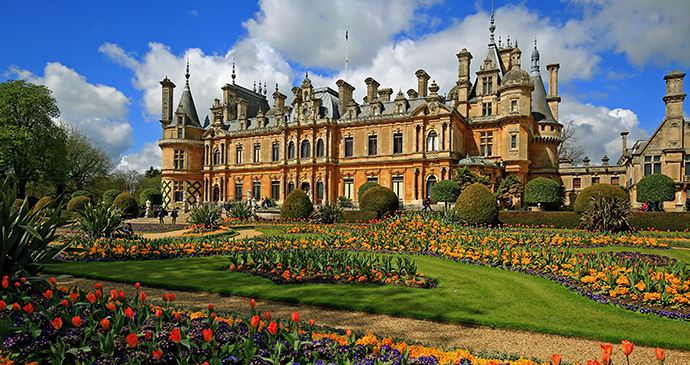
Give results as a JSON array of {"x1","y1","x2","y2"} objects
[{"x1": 2, "y1": 0, "x2": 689, "y2": 172}]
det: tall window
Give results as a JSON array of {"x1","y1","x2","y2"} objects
[
  {"x1": 685, "y1": 155, "x2": 690, "y2": 177},
  {"x1": 234, "y1": 183, "x2": 243, "y2": 201},
  {"x1": 482, "y1": 102, "x2": 493, "y2": 116},
  {"x1": 316, "y1": 181, "x2": 324, "y2": 202},
  {"x1": 426, "y1": 131, "x2": 439, "y2": 151},
  {"x1": 482, "y1": 77, "x2": 493, "y2": 95},
  {"x1": 591, "y1": 177, "x2": 600, "y2": 185},
  {"x1": 213, "y1": 149, "x2": 220, "y2": 165},
  {"x1": 272, "y1": 143, "x2": 279, "y2": 162},
  {"x1": 174, "y1": 181, "x2": 184, "y2": 202},
  {"x1": 344, "y1": 137, "x2": 353, "y2": 157},
  {"x1": 343, "y1": 179, "x2": 354, "y2": 199},
  {"x1": 368, "y1": 135, "x2": 377, "y2": 156},
  {"x1": 287, "y1": 182, "x2": 295, "y2": 194},
  {"x1": 271, "y1": 181, "x2": 280, "y2": 200},
  {"x1": 510, "y1": 134, "x2": 517, "y2": 149},
  {"x1": 174, "y1": 150, "x2": 185, "y2": 169},
  {"x1": 393, "y1": 133, "x2": 403, "y2": 154},
  {"x1": 236, "y1": 146, "x2": 243, "y2": 164},
  {"x1": 288, "y1": 142, "x2": 295, "y2": 159},
  {"x1": 301, "y1": 140, "x2": 311, "y2": 158},
  {"x1": 253, "y1": 145, "x2": 261, "y2": 163},
  {"x1": 610, "y1": 176, "x2": 620, "y2": 185},
  {"x1": 480, "y1": 132, "x2": 493, "y2": 157},
  {"x1": 177, "y1": 128, "x2": 183, "y2": 139},
  {"x1": 316, "y1": 139, "x2": 325, "y2": 157},
  {"x1": 425, "y1": 176, "x2": 437, "y2": 199},
  {"x1": 392, "y1": 176, "x2": 404, "y2": 199},
  {"x1": 252, "y1": 181, "x2": 261, "y2": 201},
  {"x1": 644, "y1": 155, "x2": 661, "y2": 176},
  {"x1": 573, "y1": 178, "x2": 581, "y2": 189}
]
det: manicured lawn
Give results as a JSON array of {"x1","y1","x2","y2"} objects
[{"x1": 46, "y1": 252, "x2": 690, "y2": 350}]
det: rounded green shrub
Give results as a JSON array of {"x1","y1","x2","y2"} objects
[
  {"x1": 359, "y1": 186, "x2": 399, "y2": 219},
  {"x1": 113, "y1": 192, "x2": 139, "y2": 218},
  {"x1": 357, "y1": 182, "x2": 380, "y2": 201},
  {"x1": 140, "y1": 188, "x2": 163, "y2": 206},
  {"x1": 67, "y1": 196, "x2": 92, "y2": 212},
  {"x1": 71, "y1": 190, "x2": 94, "y2": 200},
  {"x1": 431, "y1": 180, "x2": 461, "y2": 208},
  {"x1": 32, "y1": 196, "x2": 54, "y2": 214},
  {"x1": 573, "y1": 183, "x2": 629, "y2": 212},
  {"x1": 453, "y1": 182, "x2": 498, "y2": 225},
  {"x1": 637, "y1": 174, "x2": 675, "y2": 203},
  {"x1": 524, "y1": 177, "x2": 562, "y2": 207},
  {"x1": 102, "y1": 189, "x2": 122, "y2": 207},
  {"x1": 280, "y1": 189, "x2": 314, "y2": 220}
]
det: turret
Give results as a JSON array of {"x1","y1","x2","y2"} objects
[{"x1": 160, "y1": 77, "x2": 175, "y2": 129}]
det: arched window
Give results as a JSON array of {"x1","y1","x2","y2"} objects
[
  {"x1": 316, "y1": 139, "x2": 325, "y2": 157},
  {"x1": 425, "y1": 175, "x2": 437, "y2": 200},
  {"x1": 213, "y1": 148, "x2": 221, "y2": 165},
  {"x1": 288, "y1": 141, "x2": 295, "y2": 159},
  {"x1": 426, "y1": 131, "x2": 439, "y2": 151},
  {"x1": 301, "y1": 140, "x2": 311, "y2": 158}
]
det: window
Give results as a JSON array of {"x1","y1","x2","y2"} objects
[
  {"x1": 316, "y1": 139, "x2": 324, "y2": 157},
  {"x1": 174, "y1": 181, "x2": 184, "y2": 202},
  {"x1": 287, "y1": 182, "x2": 295, "y2": 194},
  {"x1": 511, "y1": 100, "x2": 517, "y2": 112},
  {"x1": 573, "y1": 178, "x2": 581, "y2": 189},
  {"x1": 344, "y1": 137, "x2": 353, "y2": 157},
  {"x1": 425, "y1": 176, "x2": 437, "y2": 199},
  {"x1": 591, "y1": 177, "x2": 600, "y2": 185},
  {"x1": 393, "y1": 133, "x2": 403, "y2": 154},
  {"x1": 343, "y1": 179, "x2": 354, "y2": 199},
  {"x1": 611, "y1": 176, "x2": 620, "y2": 185},
  {"x1": 177, "y1": 128, "x2": 183, "y2": 139},
  {"x1": 654, "y1": 156, "x2": 661, "y2": 174},
  {"x1": 288, "y1": 142, "x2": 295, "y2": 159},
  {"x1": 644, "y1": 155, "x2": 661, "y2": 176},
  {"x1": 368, "y1": 135, "x2": 377, "y2": 156},
  {"x1": 174, "y1": 150, "x2": 185, "y2": 169},
  {"x1": 301, "y1": 140, "x2": 311, "y2": 158},
  {"x1": 316, "y1": 181, "x2": 324, "y2": 202},
  {"x1": 178, "y1": 116, "x2": 183, "y2": 124},
  {"x1": 480, "y1": 132, "x2": 493, "y2": 157},
  {"x1": 482, "y1": 102, "x2": 493, "y2": 116},
  {"x1": 392, "y1": 176, "x2": 404, "y2": 199},
  {"x1": 253, "y1": 145, "x2": 261, "y2": 163},
  {"x1": 234, "y1": 183, "x2": 243, "y2": 201},
  {"x1": 510, "y1": 135, "x2": 517, "y2": 149},
  {"x1": 482, "y1": 77, "x2": 493, "y2": 95},
  {"x1": 397, "y1": 105, "x2": 404, "y2": 114},
  {"x1": 367, "y1": 177, "x2": 378, "y2": 183},
  {"x1": 550, "y1": 126, "x2": 555, "y2": 131},
  {"x1": 252, "y1": 181, "x2": 261, "y2": 201},
  {"x1": 213, "y1": 149, "x2": 220, "y2": 165},
  {"x1": 426, "y1": 131, "x2": 439, "y2": 151},
  {"x1": 685, "y1": 155, "x2": 690, "y2": 177},
  {"x1": 236, "y1": 146, "x2": 243, "y2": 164},
  {"x1": 271, "y1": 181, "x2": 280, "y2": 200},
  {"x1": 272, "y1": 143, "x2": 279, "y2": 162}
]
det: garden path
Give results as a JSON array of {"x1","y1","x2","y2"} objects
[{"x1": 56, "y1": 275, "x2": 690, "y2": 365}]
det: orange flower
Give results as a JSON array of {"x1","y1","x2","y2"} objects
[
  {"x1": 94, "y1": 283, "x2": 102, "y2": 290},
  {"x1": 50, "y1": 277, "x2": 57, "y2": 286},
  {"x1": 125, "y1": 307, "x2": 134, "y2": 319},
  {"x1": 155, "y1": 309, "x2": 162, "y2": 319},
  {"x1": 126, "y1": 333, "x2": 138, "y2": 348},
  {"x1": 111, "y1": 290, "x2": 118, "y2": 300},
  {"x1": 51, "y1": 317, "x2": 62, "y2": 330},
  {"x1": 43, "y1": 290, "x2": 53, "y2": 300},
  {"x1": 249, "y1": 299, "x2": 255, "y2": 308},
  {"x1": 169, "y1": 328, "x2": 182, "y2": 343},
  {"x1": 291, "y1": 311, "x2": 299, "y2": 323},
  {"x1": 139, "y1": 291, "x2": 146, "y2": 302},
  {"x1": 152, "y1": 349, "x2": 162, "y2": 360},
  {"x1": 621, "y1": 340, "x2": 633, "y2": 356},
  {"x1": 134, "y1": 282, "x2": 140, "y2": 289},
  {"x1": 309, "y1": 318, "x2": 315, "y2": 327},
  {"x1": 264, "y1": 311, "x2": 271, "y2": 321},
  {"x1": 208, "y1": 303, "x2": 214, "y2": 312},
  {"x1": 87, "y1": 293, "x2": 97, "y2": 304},
  {"x1": 250, "y1": 315, "x2": 260, "y2": 328},
  {"x1": 107, "y1": 303, "x2": 116, "y2": 311},
  {"x1": 267, "y1": 321, "x2": 278, "y2": 335},
  {"x1": 100, "y1": 318, "x2": 109, "y2": 329},
  {"x1": 23, "y1": 303, "x2": 33, "y2": 314},
  {"x1": 551, "y1": 354, "x2": 561, "y2": 365},
  {"x1": 655, "y1": 348, "x2": 665, "y2": 362},
  {"x1": 72, "y1": 316, "x2": 82, "y2": 327},
  {"x1": 70, "y1": 293, "x2": 79, "y2": 302},
  {"x1": 203, "y1": 328, "x2": 213, "y2": 342}
]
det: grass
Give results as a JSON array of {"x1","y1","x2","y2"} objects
[
  {"x1": 572, "y1": 246, "x2": 690, "y2": 263},
  {"x1": 46, "y1": 252, "x2": 690, "y2": 350}
]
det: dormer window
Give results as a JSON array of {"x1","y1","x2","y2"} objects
[
  {"x1": 511, "y1": 100, "x2": 518, "y2": 112},
  {"x1": 482, "y1": 77, "x2": 493, "y2": 95},
  {"x1": 177, "y1": 128, "x2": 183, "y2": 139},
  {"x1": 398, "y1": 105, "x2": 403, "y2": 114}
]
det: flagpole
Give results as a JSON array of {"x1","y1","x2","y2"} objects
[{"x1": 345, "y1": 29, "x2": 349, "y2": 82}]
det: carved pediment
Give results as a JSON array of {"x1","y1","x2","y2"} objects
[{"x1": 411, "y1": 102, "x2": 451, "y2": 117}]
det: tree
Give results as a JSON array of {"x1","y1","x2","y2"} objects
[
  {"x1": 431, "y1": 180, "x2": 461, "y2": 210},
  {"x1": 61, "y1": 124, "x2": 113, "y2": 193},
  {"x1": 495, "y1": 175, "x2": 523, "y2": 200},
  {"x1": 144, "y1": 166, "x2": 161, "y2": 178},
  {"x1": 524, "y1": 177, "x2": 562, "y2": 210},
  {"x1": 636, "y1": 174, "x2": 675, "y2": 210},
  {"x1": 558, "y1": 120, "x2": 585, "y2": 164},
  {"x1": 0, "y1": 79, "x2": 68, "y2": 197},
  {"x1": 453, "y1": 167, "x2": 491, "y2": 194},
  {"x1": 108, "y1": 170, "x2": 142, "y2": 194}
]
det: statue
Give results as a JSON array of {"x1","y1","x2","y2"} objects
[{"x1": 145, "y1": 200, "x2": 152, "y2": 218}]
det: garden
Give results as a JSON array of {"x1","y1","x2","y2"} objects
[{"x1": 2, "y1": 176, "x2": 688, "y2": 365}]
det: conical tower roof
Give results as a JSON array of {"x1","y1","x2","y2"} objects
[
  {"x1": 176, "y1": 61, "x2": 202, "y2": 127},
  {"x1": 529, "y1": 39, "x2": 556, "y2": 122}
]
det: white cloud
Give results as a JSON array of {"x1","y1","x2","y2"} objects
[
  {"x1": 559, "y1": 96, "x2": 650, "y2": 164},
  {"x1": 116, "y1": 141, "x2": 162, "y2": 173},
  {"x1": 5, "y1": 62, "x2": 133, "y2": 162}
]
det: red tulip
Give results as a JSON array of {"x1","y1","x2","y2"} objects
[
  {"x1": 118, "y1": 291, "x2": 125, "y2": 300},
  {"x1": 95, "y1": 290, "x2": 102, "y2": 298},
  {"x1": 43, "y1": 290, "x2": 53, "y2": 300},
  {"x1": 111, "y1": 290, "x2": 118, "y2": 300},
  {"x1": 100, "y1": 318, "x2": 109, "y2": 329},
  {"x1": 621, "y1": 340, "x2": 633, "y2": 356},
  {"x1": 346, "y1": 329, "x2": 352, "y2": 338},
  {"x1": 291, "y1": 311, "x2": 299, "y2": 323},
  {"x1": 210, "y1": 312, "x2": 216, "y2": 320},
  {"x1": 169, "y1": 328, "x2": 182, "y2": 343},
  {"x1": 1, "y1": 280, "x2": 7, "y2": 288},
  {"x1": 152, "y1": 349, "x2": 162, "y2": 360},
  {"x1": 162, "y1": 294, "x2": 168, "y2": 302},
  {"x1": 107, "y1": 303, "x2": 116, "y2": 311},
  {"x1": 72, "y1": 316, "x2": 82, "y2": 327},
  {"x1": 655, "y1": 348, "x2": 665, "y2": 362},
  {"x1": 87, "y1": 293, "x2": 97, "y2": 304},
  {"x1": 49, "y1": 277, "x2": 57, "y2": 286},
  {"x1": 94, "y1": 283, "x2": 102, "y2": 290},
  {"x1": 134, "y1": 282, "x2": 140, "y2": 289},
  {"x1": 203, "y1": 328, "x2": 213, "y2": 342},
  {"x1": 551, "y1": 354, "x2": 561, "y2": 365},
  {"x1": 155, "y1": 309, "x2": 162, "y2": 319},
  {"x1": 20, "y1": 277, "x2": 25, "y2": 283},
  {"x1": 208, "y1": 303, "x2": 214, "y2": 312},
  {"x1": 125, "y1": 307, "x2": 134, "y2": 319},
  {"x1": 145, "y1": 330, "x2": 152, "y2": 340},
  {"x1": 14, "y1": 282, "x2": 20, "y2": 287},
  {"x1": 139, "y1": 291, "x2": 146, "y2": 302},
  {"x1": 264, "y1": 311, "x2": 271, "y2": 321},
  {"x1": 51, "y1": 317, "x2": 63, "y2": 330},
  {"x1": 588, "y1": 361, "x2": 601, "y2": 365},
  {"x1": 126, "y1": 333, "x2": 138, "y2": 348},
  {"x1": 168, "y1": 293, "x2": 175, "y2": 302},
  {"x1": 12, "y1": 303, "x2": 19, "y2": 311},
  {"x1": 0, "y1": 301, "x2": 5, "y2": 311},
  {"x1": 309, "y1": 318, "x2": 315, "y2": 327},
  {"x1": 61, "y1": 299, "x2": 69, "y2": 307},
  {"x1": 599, "y1": 342, "x2": 612, "y2": 365},
  {"x1": 23, "y1": 303, "x2": 33, "y2": 314},
  {"x1": 267, "y1": 321, "x2": 278, "y2": 335},
  {"x1": 249, "y1": 299, "x2": 255, "y2": 308},
  {"x1": 250, "y1": 315, "x2": 260, "y2": 328},
  {"x1": 70, "y1": 293, "x2": 79, "y2": 302},
  {"x1": 174, "y1": 312, "x2": 181, "y2": 321}
]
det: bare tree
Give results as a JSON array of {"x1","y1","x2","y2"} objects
[{"x1": 558, "y1": 120, "x2": 585, "y2": 164}]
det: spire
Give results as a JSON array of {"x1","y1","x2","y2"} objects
[
  {"x1": 231, "y1": 62, "x2": 236, "y2": 84},
  {"x1": 185, "y1": 59, "x2": 190, "y2": 83},
  {"x1": 489, "y1": 0, "x2": 496, "y2": 45},
  {"x1": 530, "y1": 36, "x2": 540, "y2": 76}
]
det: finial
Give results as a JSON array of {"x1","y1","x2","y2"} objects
[
  {"x1": 515, "y1": 39, "x2": 518, "y2": 48},
  {"x1": 305, "y1": 71, "x2": 309, "y2": 79},
  {"x1": 489, "y1": 0, "x2": 496, "y2": 44},
  {"x1": 534, "y1": 35, "x2": 537, "y2": 48},
  {"x1": 263, "y1": 82, "x2": 267, "y2": 95},
  {"x1": 275, "y1": 83, "x2": 279, "y2": 92},
  {"x1": 258, "y1": 80, "x2": 262, "y2": 94},
  {"x1": 185, "y1": 59, "x2": 190, "y2": 81},
  {"x1": 507, "y1": 34, "x2": 511, "y2": 47},
  {"x1": 498, "y1": 35, "x2": 502, "y2": 48},
  {"x1": 231, "y1": 62, "x2": 236, "y2": 84},
  {"x1": 253, "y1": 81, "x2": 256, "y2": 92}
]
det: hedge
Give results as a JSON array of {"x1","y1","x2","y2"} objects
[
  {"x1": 499, "y1": 211, "x2": 690, "y2": 231},
  {"x1": 339, "y1": 210, "x2": 379, "y2": 223}
]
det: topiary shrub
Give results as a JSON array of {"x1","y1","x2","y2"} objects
[
  {"x1": 579, "y1": 194, "x2": 631, "y2": 232},
  {"x1": 140, "y1": 188, "x2": 163, "y2": 206},
  {"x1": 453, "y1": 182, "x2": 498, "y2": 226},
  {"x1": 573, "y1": 183, "x2": 629, "y2": 212},
  {"x1": 102, "y1": 189, "x2": 122, "y2": 207},
  {"x1": 357, "y1": 182, "x2": 380, "y2": 201},
  {"x1": 524, "y1": 177, "x2": 562, "y2": 210},
  {"x1": 71, "y1": 190, "x2": 94, "y2": 200},
  {"x1": 431, "y1": 180, "x2": 461, "y2": 210},
  {"x1": 32, "y1": 196, "x2": 54, "y2": 214},
  {"x1": 637, "y1": 173, "x2": 675, "y2": 205},
  {"x1": 359, "y1": 186, "x2": 399, "y2": 219},
  {"x1": 66, "y1": 196, "x2": 92, "y2": 212},
  {"x1": 112, "y1": 192, "x2": 139, "y2": 218},
  {"x1": 280, "y1": 189, "x2": 314, "y2": 220}
]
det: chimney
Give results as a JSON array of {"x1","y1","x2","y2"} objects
[
  {"x1": 378, "y1": 88, "x2": 393, "y2": 102},
  {"x1": 663, "y1": 70, "x2": 687, "y2": 117},
  {"x1": 364, "y1": 77, "x2": 380, "y2": 104},
  {"x1": 546, "y1": 63, "x2": 561, "y2": 120},
  {"x1": 336, "y1": 79, "x2": 355, "y2": 113},
  {"x1": 620, "y1": 130, "x2": 629, "y2": 154},
  {"x1": 222, "y1": 83, "x2": 237, "y2": 121},
  {"x1": 415, "y1": 69, "x2": 430, "y2": 97},
  {"x1": 272, "y1": 83, "x2": 287, "y2": 115}
]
